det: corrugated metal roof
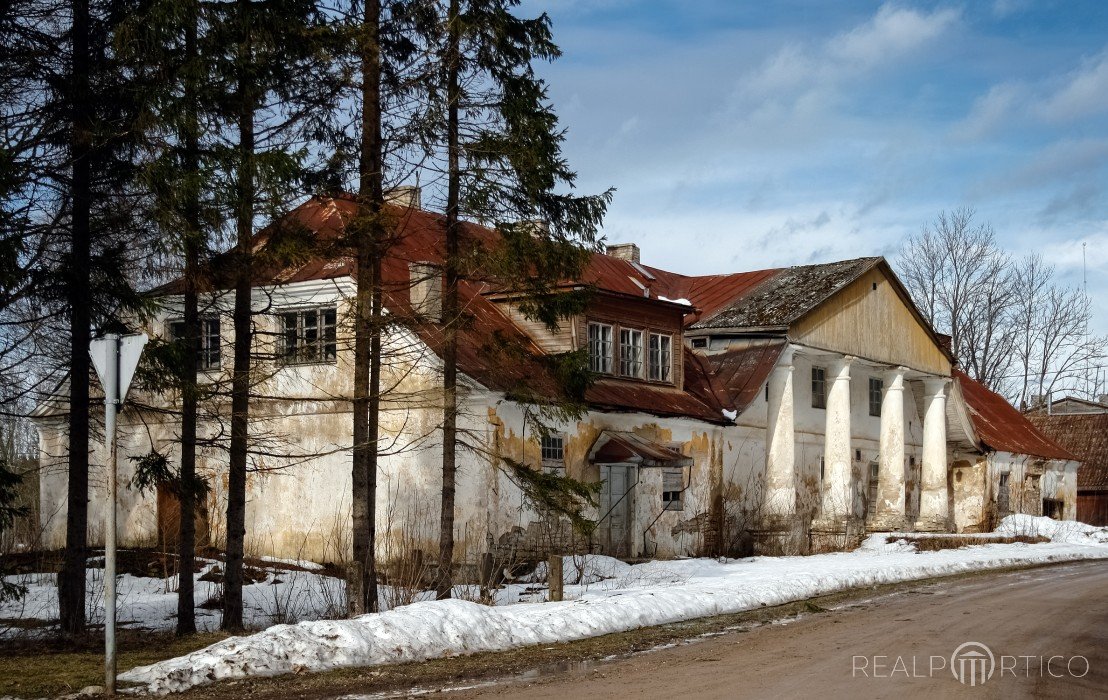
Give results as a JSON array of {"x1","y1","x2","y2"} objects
[
  {"x1": 684, "y1": 340, "x2": 785, "y2": 416},
  {"x1": 956, "y1": 370, "x2": 1077, "y2": 462},
  {"x1": 1027, "y1": 413, "x2": 1108, "y2": 490},
  {"x1": 589, "y1": 431, "x2": 693, "y2": 467}
]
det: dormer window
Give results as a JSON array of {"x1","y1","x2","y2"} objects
[
  {"x1": 649, "y1": 333, "x2": 672, "y2": 382},
  {"x1": 588, "y1": 322, "x2": 613, "y2": 374},
  {"x1": 620, "y1": 328, "x2": 644, "y2": 377}
]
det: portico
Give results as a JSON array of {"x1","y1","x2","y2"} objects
[{"x1": 761, "y1": 343, "x2": 952, "y2": 547}]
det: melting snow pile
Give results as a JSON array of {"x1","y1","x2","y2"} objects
[
  {"x1": 120, "y1": 520, "x2": 1108, "y2": 693},
  {"x1": 996, "y1": 514, "x2": 1108, "y2": 545}
]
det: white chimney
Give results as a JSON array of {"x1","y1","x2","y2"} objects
[
  {"x1": 385, "y1": 185, "x2": 421, "y2": 210},
  {"x1": 607, "y1": 242, "x2": 640, "y2": 263}
]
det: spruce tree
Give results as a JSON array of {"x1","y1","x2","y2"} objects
[{"x1": 428, "y1": 0, "x2": 611, "y2": 599}]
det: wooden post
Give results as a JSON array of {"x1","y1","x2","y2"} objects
[
  {"x1": 548, "y1": 554, "x2": 563, "y2": 602},
  {"x1": 479, "y1": 552, "x2": 494, "y2": 597}
]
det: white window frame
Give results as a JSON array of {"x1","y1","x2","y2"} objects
[
  {"x1": 588, "y1": 322, "x2": 613, "y2": 374},
  {"x1": 648, "y1": 332, "x2": 672, "y2": 382},
  {"x1": 541, "y1": 434, "x2": 565, "y2": 469},
  {"x1": 278, "y1": 306, "x2": 338, "y2": 365},
  {"x1": 620, "y1": 328, "x2": 644, "y2": 378},
  {"x1": 169, "y1": 316, "x2": 222, "y2": 371}
]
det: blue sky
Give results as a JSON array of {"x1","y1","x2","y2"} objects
[{"x1": 519, "y1": 0, "x2": 1108, "y2": 330}]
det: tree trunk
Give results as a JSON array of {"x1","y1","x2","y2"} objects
[
  {"x1": 176, "y1": 1, "x2": 200, "y2": 636},
  {"x1": 350, "y1": 0, "x2": 382, "y2": 616},
  {"x1": 59, "y1": 0, "x2": 92, "y2": 637},
  {"x1": 222, "y1": 0, "x2": 254, "y2": 632},
  {"x1": 436, "y1": 0, "x2": 461, "y2": 601}
]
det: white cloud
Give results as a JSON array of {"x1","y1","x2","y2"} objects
[
  {"x1": 829, "y1": 4, "x2": 961, "y2": 68},
  {"x1": 1037, "y1": 50, "x2": 1108, "y2": 122},
  {"x1": 991, "y1": 0, "x2": 1031, "y2": 19},
  {"x1": 952, "y1": 83, "x2": 1023, "y2": 141}
]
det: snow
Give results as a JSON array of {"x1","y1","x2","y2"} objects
[
  {"x1": 995, "y1": 514, "x2": 1108, "y2": 545},
  {"x1": 657, "y1": 296, "x2": 692, "y2": 306},
  {"x1": 530, "y1": 554, "x2": 632, "y2": 585},
  {"x1": 721, "y1": 408, "x2": 738, "y2": 421},
  {"x1": 1, "y1": 559, "x2": 347, "y2": 636},
  {"x1": 116, "y1": 521, "x2": 1108, "y2": 694}
]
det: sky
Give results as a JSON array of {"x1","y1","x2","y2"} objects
[{"x1": 517, "y1": 0, "x2": 1108, "y2": 331}]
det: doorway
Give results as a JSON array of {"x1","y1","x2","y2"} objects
[{"x1": 598, "y1": 463, "x2": 635, "y2": 557}]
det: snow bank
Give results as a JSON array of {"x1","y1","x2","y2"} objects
[
  {"x1": 119, "y1": 533, "x2": 1108, "y2": 693},
  {"x1": 531, "y1": 555, "x2": 633, "y2": 585},
  {"x1": 996, "y1": 514, "x2": 1108, "y2": 545}
]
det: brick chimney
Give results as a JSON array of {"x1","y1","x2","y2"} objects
[
  {"x1": 607, "y1": 242, "x2": 640, "y2": 263},
  {"x1": 385, "y1": 185, "x2": 421, "y2": 209}
]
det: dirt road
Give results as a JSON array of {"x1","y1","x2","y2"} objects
[{"x1": 448, "y1": 561, "x2": 1107, "y2": 700}]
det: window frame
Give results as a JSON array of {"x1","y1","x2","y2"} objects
[
  {"x1": 277, "y1": 306, "x2": 338, "y2": 366},
  {"x1": 811, "y1": 366, "x2": 827, "y2": 409},
  {"x1": 620, "y1": 327, "x2": 644, "y2": 378},
  {"x1": 588, "y1": 321, "x2": 614, "y2": 374},
  {"x1": 648, "y1": 332, "x2": 672, "y2": 383},
  {"x1": 661, "y1": 466, "x2": 685, "y2": 511},
  {"x1": 540, "y1": 434, "x2": 565, "y2": 469},
  {"x1": 868, "y1": 377, "x2": 883, "y2": 417},
  {"x1": 168, "y1": 316, "x2": 222, "y2": 371}
]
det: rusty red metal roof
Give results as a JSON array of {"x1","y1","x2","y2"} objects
[
  {"x1": 1027, "y1": 413, "x2": 1108, "y2": 490},
  {"x1": 956, "y1": 370, "x2": 1077, "y2": 462},
  {"x1": 589, "y1": 431, "x2": 693, "y2": 467},
  {"x1": 684, "y1": 340, "x2": 786, "y2": 416}
]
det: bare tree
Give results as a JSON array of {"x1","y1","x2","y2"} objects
[
  {"x1": 898, "y1": 208, "x2": 1016, "y2": 391},
  {"x1": 898, "y1": 209, "x2": 1106, "y2": 404}
]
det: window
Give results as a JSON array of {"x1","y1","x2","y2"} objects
[
  {"x1": 620, "y1": 328, "x2": 644, "y2": 377},
  {"x1": 541, "y1": 434, "x2": 564, "y2": 468},
  {"x1": 588, "y1": 322, "x2": 613, "y2": 374},
  {"x1": 691, "y1": 337, "x2": 708, "y2": 349},
  {"x1": 866, "y1": 461, "x2": 879, "y2": 518},
  {"x1": 811, "y1": 366, "x2": 826, "y2": 409},
  {"x1": 648, "y1": 333, "x2": 672, "y2": 382},
  {"x1": 869, "y1": 377, "x2": 883, "y2": 417},
  {"x1": 278, "y1": 307, "x2": 337, "y2": 364},
  {"x1": 819, "y1": 455, "x2": 826, "y2": 481},
  {"x1": 662, "y1": 467, "x2": 684, "y2": 511},
  {"x1": 169, "y1": 317, "x2": 221, "y2": 371}
]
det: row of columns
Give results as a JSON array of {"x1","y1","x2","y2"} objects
[{"x1": 763, "y1": 347, "x2": 951, "y2": 532}]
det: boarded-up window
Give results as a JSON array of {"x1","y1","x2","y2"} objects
[
  {"x1": 409, "y1": 262, "x2": 442, "y2": 320},
  {"x1": 662, "y1": 467, "x2": 684, "y2": 511}
]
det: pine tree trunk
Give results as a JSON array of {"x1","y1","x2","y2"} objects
[
  {"x1": 222, "y1": 0, "x2": 254, "y2": 632},
  {"x1": 59, "y1": 0, "x2": 92, "y2": 637},
  {"x1": 350, "y1": 0, "x2": 382, "y2": 616},
  {"x1": 176, "y1": 2, "x2": 200, "y2": 637},
  {"x1": 436, "y1": 0, "x2": 461, "y2": 601}
]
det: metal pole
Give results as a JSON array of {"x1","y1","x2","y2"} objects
[{"x1": 102, "y1": 333, "x2": 120, "y2": 696}]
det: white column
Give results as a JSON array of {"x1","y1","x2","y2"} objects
[
  {"x1": 820, "y1": 357, "x2": 854, "y2": 521},
  {"x1": 917, "y1": 377, "x2": 950, "y2": 530},
  {"x1": 871, "y1": 367, "x2": 907, "y2": 529},
  {"x1": 763, "y1": 347, "x2": 796, "y2": 520}
]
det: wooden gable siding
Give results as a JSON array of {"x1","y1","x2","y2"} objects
[
  {"x1": 499, "y1": 301, "x2": 576, "y2": 354},
  {"x1": 790, "y1": 266, "x2": 951, "y2": 376}
]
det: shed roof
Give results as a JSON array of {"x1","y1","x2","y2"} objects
[
  {"x1": 955, "y1": 370, "x2": 1077, "y2": 462},
  {"x1": 1027, "y1": 413, "x2": 1108, "y2": 490},
  {"x1": 588, "y1": 431, "x2": 693, "y2": 467}
]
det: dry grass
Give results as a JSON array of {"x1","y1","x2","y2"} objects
[
  {"x1": 0, "y1": 630, "x2": 229, "y2": 698},
  {"x1": 890, "y1": 534, "x2": 1049, "y2": 552}
]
